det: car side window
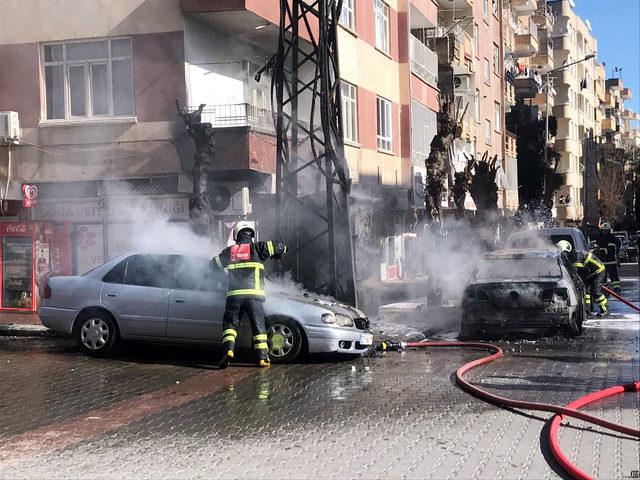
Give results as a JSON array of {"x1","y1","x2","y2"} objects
[
  {"x1": 174, "y1": 256, "x2": 226, "y2": 292},
  {"x1": 102, "y1": 260, "x2": 127, "y2": 284},
  {"x1": 124, "y1": 255, "x2": 176, "y2": 289}
]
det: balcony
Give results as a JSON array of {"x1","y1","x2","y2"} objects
[
  {"x1": 606, "y1": 78, "x2": 623, "y2": 91},
  {"x1": 602, "y1": 117, "x2": 617, "y2": 131},
  {"x1": 530, "y1": 36, "x2": 554, "y2": 69},
  {"x1": 622, "y1": 109, "x2": 634, "y2": 120},
  {"x1": 603, "y1": 92, "x2": 616, "y2": 108},
  {"x1": 514, "y1": 19, "x2": 539, "y2": 57},
  {"x1": 410, "y1": 35, "x2": 438, "y2": 87},
  {"x1": 428, "y1": 29, "x2": 474, "y2": 74},
  {"x1": 192, "y1": 103, "x2": 276, "y2": 135},
  {"x1": 553, "y1": 103, "x2": 575, "y2": 119},
  {"x1": 621, "y1": 88, "x2": 632, "y2": 99},
  {"x1": 531, "y1": 2, "x2": 556, "y2": 30},
  {"x1": 514, "y1": 70, "x2": 543, "y2": 99},
  {"x1": 554, "y1": 34, "x2": 572, "y2": 52},
  {"x1": 505, "y1": 82, "x2": 516, "y2": 107},
  {"x1": 512, "y1": 0, "x2": 537, "y2": 14}
]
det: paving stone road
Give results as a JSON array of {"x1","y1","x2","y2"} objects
[{"x1": 0, "y1": 268, "x2": 637, "y2": 479}]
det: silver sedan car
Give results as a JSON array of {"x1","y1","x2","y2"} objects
[{"x1": 40, "y1": 253, "x2": 373, "y2": 363}]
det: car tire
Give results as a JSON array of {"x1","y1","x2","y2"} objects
[
  {"x1": 266, "y1": 316, "x2": 304, "y2": 364},
  {"x1": 563, "y1": 311, "x2": 581, "y2": 337},
  {"x1": 75, "y1": 311, "x2": 119, "y2": 356}
]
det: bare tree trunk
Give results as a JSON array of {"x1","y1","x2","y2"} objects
[
  {"x1": 425, "y1": 98, "x2": 465, "y2": 223},
  {"x1": 176, "y1": 101, "x2": 217, "y2": 233},
  {"x1": 596, "y1": 161, "x2": 626, "y2": 222}
]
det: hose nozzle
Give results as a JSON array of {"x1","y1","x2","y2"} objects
[{"x1": 376, "y1": 340, "x2": 406, "y2": 352}]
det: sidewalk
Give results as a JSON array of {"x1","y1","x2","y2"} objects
[{"x1": 0, "y1": 312, "x2": 52, "y2": 336}]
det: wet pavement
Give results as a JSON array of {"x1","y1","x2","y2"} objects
[{"x1": 0, "y1": 268, "x2": 637, "y2": 479}]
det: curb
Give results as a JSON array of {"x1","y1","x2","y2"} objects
[{"x1": 0, "y1": 324, "x2": 63, "y2": 337}]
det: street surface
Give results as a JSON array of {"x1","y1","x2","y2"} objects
[{"x1": 0, "y1": 266, "x2": 637, "y2": 479}]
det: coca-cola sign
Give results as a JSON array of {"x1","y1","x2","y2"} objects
[
  {"x1": 22, "y1": 184, "x2": 38, "y2": 208},
  {"x1": 0, "y1": 223, "x2": 35, "y2": 235}
]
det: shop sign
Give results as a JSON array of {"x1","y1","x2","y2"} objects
[
  {"x1": 33, "y1": 200, "x2": 104, "y2": 223},
  {"x1": 22, "y1": 184, "x2": 38, "y2": 207},
  {"x1": 107, "y1": 197, "x2": 190, "y2": 222},
  {"x1": 0, "y1": 223, "x2": 36, "y2": 235}
]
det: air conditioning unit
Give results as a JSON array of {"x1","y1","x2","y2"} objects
[
  {"x1": 453, "y1": 75, "x2": 472, "y2": 94},
  {"x1": 411, "y1": 166, "x2": 427, "y2": 207},
  {"x1": 209, "y1": 182, "x2": 252, "y2": 216},
  {"x1": 0, "y1": 111, "x2": 20, "y2": 144}
]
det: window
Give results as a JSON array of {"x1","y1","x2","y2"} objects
[
  {"x1": 483, "y1": 0, "x2": 489, "y2": 20},
  {"x1": 475, "y1": 89, "x2": 480, "y2": 123},
  {"x1": 174, "y1": 256, "x2": 224, "y2": 292},
  {"x1": 124, "y1": 255, "x2": 175, "y2": 289},
  {"x1": 484, "y1": 119, "x2": 492, "y2": 145},
  {"x1": 339, "y1": 0, "x2": 355, "y2": 30},
  {"x1": 494, "y1": 102, "x2": 501, "y2": 132},
  {"x1": 374, "y1": 0, "x2": 389, "y2": 54},
  {"x1": 43, "y1": 38, "x2": 134, "y2": 120},
  {"x1": 376, "y1": 96, "x2": 392, "y2": 152},
  {"x1": 473, "y1": 24, "x2": 479, "y2": 58},
  {"x1": 492, "y1": 44, "x2": 500, "y2": 75},
  {"x1": 483, "y1": 58, "x2": 491, "y2": 84},
  {"x1": 340, "y1": 81, "x2": 358, "y2": 143}
]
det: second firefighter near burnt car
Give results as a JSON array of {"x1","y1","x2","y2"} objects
[
  {"x1": 557, "y1": 240, "x2": 609, "y2": 317},
  {"x1": 590, "y1": 223, "x2": 622, "y2": 293},
  {"x1": 213, "y1": 221, "x2": 287, "y2": 368}
]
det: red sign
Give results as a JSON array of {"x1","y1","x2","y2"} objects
[
  {"x1": 0, "y1": 223, "x2": 37, "y2": 235},
  {"x1": 22, "y1": 184, "x2": 38, "y2": 208}
]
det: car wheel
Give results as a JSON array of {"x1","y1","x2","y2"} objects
[
  {"x1": 75, "y1": 312, "x2": 119, "y2": 356},
  {"x1": 266, "y1": 317, "x2": 304, "y2": 364},
  {"x1": 563, "y1": 312, "x2": 581, "y2": 337}
]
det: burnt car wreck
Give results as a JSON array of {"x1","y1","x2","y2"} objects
[{"x1": 461, "y1": 249, "x2": 586, "y2": 337}]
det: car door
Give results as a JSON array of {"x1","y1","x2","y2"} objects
[
  {"x1": 166, "y1": 255, "x2": 228, "y2": 342},
  {"x1": 101, "y1": 254, "x2": 172, "y2": 338}
]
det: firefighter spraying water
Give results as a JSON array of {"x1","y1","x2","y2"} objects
[{"x1": 213, "y1": 222, "x2": 287, "y2": 368}]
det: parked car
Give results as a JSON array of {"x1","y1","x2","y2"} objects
[
  {"x1": 627, "y1": 235, "x2": 638, "y2": 263},
  {"x1": 613, "y1": 231, "x2": 630, "y2": 262},
  {"x1": 461, "y1": 249, "x2": 586, "y2": 338},
  {"x1": 40, "y1": 253, "x2": 373, "y2": 363},
  {"x1": 505, "y1": 227, "x2": 589, "y2": 252}
]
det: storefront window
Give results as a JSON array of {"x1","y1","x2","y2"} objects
[{"x1": 3, "y1": 237, "x2": 33, "y2": 309}]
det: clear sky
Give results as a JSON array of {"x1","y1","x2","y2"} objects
[{"x1": 574, "y1": 0, "x2": 640, "y2": 115}]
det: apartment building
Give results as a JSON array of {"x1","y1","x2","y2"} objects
[
  {"x1": 547, "y1": 0, "x2": 601, "y2": 226},
  {"x1": 601, "y1": 78, "x2": 640, "y2": 150},
  {"x1": 0, "y1": 0, "x2": 444, "y2": 275}
]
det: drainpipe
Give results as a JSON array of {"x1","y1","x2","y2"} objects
[{"x1": 499, "y1": 0, "x2": 506, "y2": 212}]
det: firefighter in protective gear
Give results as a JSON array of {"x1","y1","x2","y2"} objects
[
  {"x1": 213, "y1": 221, "x2": 287, "y2": 368},
  {"x1": 590, "y1": 222, "x2": 621, "y2": 293},
  {"x1": 557, "y1": 240, "x2": 609, "y2": 317}
]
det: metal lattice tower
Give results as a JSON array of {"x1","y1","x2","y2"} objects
[{"x1": 273, "y1": 0, "x2": 356, "y2": 305}]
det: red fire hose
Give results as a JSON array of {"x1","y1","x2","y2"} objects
[
  {"x1": 399, "y1": 341, "x2": 640, "y2": 479},
  {"x1": 603, "y1": 285, "x2": 640, "y2": 312}
]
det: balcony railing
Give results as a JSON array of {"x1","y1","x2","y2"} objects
[
  {"x1": 514, "y1": 18, "x2": 539, "y2": 56},
  {"x1": 410, "y1": 35, "x2": 438, "y2": 87},
  {"x1": 187, "y1": 103, "x2": 276, "y2": 134}
]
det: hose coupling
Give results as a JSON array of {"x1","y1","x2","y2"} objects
[{"x1": 376, "y1": 340, "x2": 406, "y2": 352}]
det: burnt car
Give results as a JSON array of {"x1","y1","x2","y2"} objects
[{"x1": 461, "y1": 248, "x2": 586, "y2": 338}]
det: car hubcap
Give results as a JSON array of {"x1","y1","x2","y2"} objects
[
  {"x1": 80, "y1": 318, "x2": 109, "y2": 350},
  {"x1": 268, "y1": 324, "x2": 294, "y2": 358}
]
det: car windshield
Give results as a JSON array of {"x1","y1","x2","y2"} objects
[{"x1": 476, "y1": 256, "x2": 562, "y2": 280}]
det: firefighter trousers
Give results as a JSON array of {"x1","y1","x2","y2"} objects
[
  {"x1": 584, "y1": 270, "x2": 608, "y2": 313},
  {"x1": 604, "y1": 264, "x2": 621, "y2": 291},
  {"x1": 221, "y1": 296, "x2": 269, "y2": 360}
]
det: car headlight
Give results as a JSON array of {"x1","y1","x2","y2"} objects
[
  {"x1": 321, "y1": 313, "x2": 336, "y2": 324},
  {"x1": 336, "y1": 314, "x2": 354, "y2": 327}
]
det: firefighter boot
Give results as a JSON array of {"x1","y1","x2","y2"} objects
[
  {"x1": 218, "y1": 328, "x2": 237, "y2": 369},
  {"x1": 253, "y1": 333, "x2": 270, "y2": 367}
]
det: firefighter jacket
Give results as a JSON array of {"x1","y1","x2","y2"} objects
[
  {"x1": 571, "y1": 250, "x2": 605, "y2": 280},
  {"x1": 591, "y1": 232, "x2": 621, "y2": 265},
  {"x1": 213, "y1": 240, "x2": 287, "y2": 298}
]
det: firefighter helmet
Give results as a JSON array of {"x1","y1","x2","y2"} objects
[
  {"x1": 600, "y1": 222, "x2": 612, "y2": 231},
  {"x1": 233, "y1": 221, "x2": 255, "y2": 241},
  {"x1": 557, "y1": 240, "x2": 572, "y2": 253}
]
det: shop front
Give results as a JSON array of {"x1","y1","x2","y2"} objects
[{"x1": 0, "y1": 222, "x2": 72, "y2": 312}]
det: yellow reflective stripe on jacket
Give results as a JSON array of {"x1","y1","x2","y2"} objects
[
  {"x1": 253, "y1": 342, "x2": 269, "y2": 350},
  {"x1": 283, "y1": 245, "x2": 287, "y2": 254},
  {"x1": 214, "y1": 256, "x2": 224, "y2": 269},
  {"x1": 227, "y1": 262, "x2": 264, "y2": 270},
  {"x1": 267, "y1": 240, "x2": 275, "y2": 256},
  {"x1": 253, "y1": 334, "x2": 268, "y2": 341},
  {"x1": 222, "y1": 328, "x2": 237, "y2": 338},
  {"x1": 227, "y1": 288, "x2": 265, "y2": 297}
]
